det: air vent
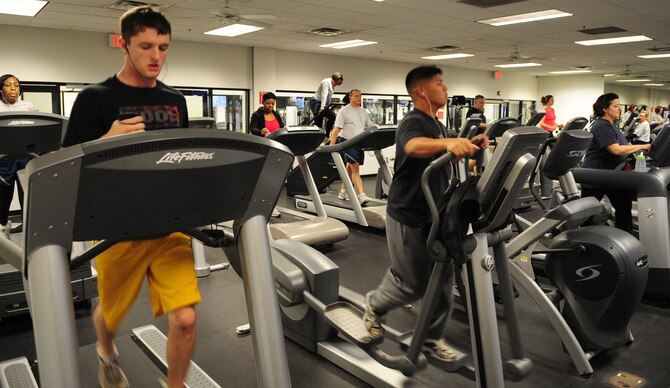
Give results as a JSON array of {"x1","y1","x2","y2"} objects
[
  {"x1": 108, "y1": 1, "x2": 157, "y2": 11},
  {"x1": 648, "y1": 47, "x2": 670, "y2": 52},
  {"x1": 578, "y1": 26, "x2": 626, "y2": 35},
  {"x1": 429, "y1": 45, "x2": 460, "y2": 52},
  {"x1": 309, "y1": 28, "x2": 347, "y2": 37},
  {"x1": 458, "y1": 0, "x2": 524, "y2": 8}
]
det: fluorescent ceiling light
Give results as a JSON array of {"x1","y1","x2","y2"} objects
[
  {"x1": 319, "y1": 40, "x2": 377, "y2": 49},
  {"x1": 644, "y1": 83, "x2": 665, "y2": 86},
  {"x1": 422, "y1": 53, "x2": 474, "y2": 60},
  {"x1": 0, "y1": 0, "x2": 47, "y2": 17},
  {"x1": 477, "y1": 9, "x2": 572, "y2": 26},
  {"x1": 204, "y1": 24, "x2": 264, "y2": 37},
  {"x1": 615, "y1": 79, "x2": 651, "y2": 83},
  {"x1": 638, "y1": 53, "x2": 670, "y2": 59},
  {"x1": 603, "y1": 74, "x2": 617, "y2": 77},
  {"x1": 575, "y1": 35, "x2": 652, "y2": 46},
  {"x1": 495, "y1": 63, "x2": 542, "y2": 68},
  {"x1": 549, "y1": 70, "x2": 592, "y2": 74}
]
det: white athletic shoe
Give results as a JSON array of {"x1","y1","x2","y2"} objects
[
  {"x1": 357, "y1": 193, "x2": 369, "y2": 205},
  {"x1": 1, "y1": 222, "x2": 10, "y2": 239},
  {"x1": 337, "y1": 190, "x2": 349, "y2": 201}
]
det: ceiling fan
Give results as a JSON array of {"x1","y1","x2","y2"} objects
[
  {"x1": 487, "y1": 49, "x2": 546, "y2": 63},
  {"x1": 207, "y1": 1, "x2": 278, "y2": 25},
  {"x1": 605, "y1": 65, "x2": 651, "y2": 78}
]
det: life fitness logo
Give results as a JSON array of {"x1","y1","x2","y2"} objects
[
  {"x1": 575, "y1": 264, "x2": 602, "y2": 282},
  {"x1": 8, "y1": 120, "x2": 35, "y2": 126},
  {"x1": 156, "y1": 151, "x2": 215, "y2": 164}
]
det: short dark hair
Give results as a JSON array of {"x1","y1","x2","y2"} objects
[
  {"x1": 474, "y1": 95, "x2": 485, "y2": 101},
  {"x1": 592, "y1": 93, "x2": 619, "y2": 117},
  {"x1": 262, "y1": 92, "x2": 276, "y2": 102},
  {"x1": 405, "y1": 66, "x2": 442, "y2": 95},
  {"x1": 0, "y1": 74, "x2": 18, "y2": 86},
  {"x1": 541, "y1": 95, "x2": 553, "y2": 105},
  {"x1": 120, "y1": 6, "x2": 171, "y2": 43}
]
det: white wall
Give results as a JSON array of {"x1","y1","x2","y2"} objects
[
  {"x1": 1, "y1": 25, "x2": 541, "y2": 103},
  {"x1": 605, "y1": 83, "x2": 670, "y2": 111},
  {"x1": 538, "y1": 74, "x2": 605, "y2": 123},
  {"x1": 273, "y1": 49, "x2": 538, "y2": 100},
  {"x1": 0, "y1": 25, "x2": 252, "y2": 88}
]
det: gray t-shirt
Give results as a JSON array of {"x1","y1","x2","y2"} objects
[{"x1": 334, "y1": 104, "x2": 373, "y2": 139}]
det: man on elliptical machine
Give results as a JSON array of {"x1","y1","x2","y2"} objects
[{"x1": 364, "y1": 65, "x2": 488, "y2": 361}]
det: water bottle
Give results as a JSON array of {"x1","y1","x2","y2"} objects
[{"x1": 635, "y1": 154, "x2": 647, "y2": 172}]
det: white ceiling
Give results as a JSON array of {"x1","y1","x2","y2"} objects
[{"x1": 5, "y1": 0, "x2": 670, "y2": 87}]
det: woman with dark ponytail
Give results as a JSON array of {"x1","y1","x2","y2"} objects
[{"x1": 538, "y1": 94, "x2": 563, "y2": 134}]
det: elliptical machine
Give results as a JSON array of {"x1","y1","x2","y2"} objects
[
  {"x1": 262, "y1": 126, "x2": 551, "y2": 387},
  {"x1": 509, "y1": 129, "x2": 649, "y2": 374}
]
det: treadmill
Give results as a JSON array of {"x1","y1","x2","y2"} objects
[
  {"x1": 294, "y1": 125, "x2": 396, "y2": 229},
  {"x1": 0, "y1": 129, "x2": 293, "y2": 387},
  {"x1": 0, "y1": 112, "x2": 98, "y2": 320},
  {"x1": 267, "y1": 126, "x2": 348, "y2": 246}
]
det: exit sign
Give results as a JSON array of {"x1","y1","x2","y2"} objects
[{"x1": 108, "y1": 34, "x2": 123, "y2": 48}]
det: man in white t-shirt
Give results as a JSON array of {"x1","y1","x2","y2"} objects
[
  {"x1": 330, "y1": 89, "x2": 373, "y2": 204},
  {"x1": 310, "y1": 72, "x2": 343, "y2": 136}
]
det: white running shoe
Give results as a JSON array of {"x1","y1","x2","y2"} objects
[{"x1": 357, "y1": 193, "x2": 369, "y2": 205}]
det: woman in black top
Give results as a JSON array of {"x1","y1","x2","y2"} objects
[
  {"x1": 249, "y1": 92, "x2": 284, "y2": 137},
  {"x1": 582, "y1": 93, "x2": 651, "y2": 232}
]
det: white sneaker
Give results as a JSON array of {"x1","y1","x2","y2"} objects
[
  {"x1": 1, "y1": 222, "x2": 10, "y2": 239},
  {"x1": 271, "y1": 208, "x2": 281, "y2": 218},
  {"x1": 423, "y1": 338, "x2": 457, "y2": 361},
  {"x1": 98, "y1": 357, "x2": 129, "y2": 388},
  {"x1": 357, "y1": 193, "x2": 369, "y2": 205},
  {"x1": 337, "y1": 190, "x2": 349, "y2": 201}
]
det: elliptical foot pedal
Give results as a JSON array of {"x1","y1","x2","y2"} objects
[
  {"x1": 131, "y1": 325, "x2": 221, "y2": 388},
  {"x1": 324, "y1": 302, "x2": 382, "y2": 347},
  {"x1": 399, "y1": 336, "x2": 466, "y2": 372},
  {"x1": 0, "y1": 357, "x2": 38, "y2": 387}
]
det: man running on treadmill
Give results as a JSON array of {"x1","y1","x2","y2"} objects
[
  {"x1": 63, "y1": 6, "x2": 198, "y2": 388},
  {"x1": 310, "y1": 72, "x2": 343, "y2": 136},
  {"x1": 364, "y1": 65, "x2": 488, "y2": 361},
  {"x1": 330, "y1": 88, "x2": 374, "y2": 205}
]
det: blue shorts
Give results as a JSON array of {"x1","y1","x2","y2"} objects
[
  {"x1": 0, "y1": 159, "x2": 29, "y2": 187},
  {"x1": 336, "y1": 137, "x2": 365, "y2": 165}
]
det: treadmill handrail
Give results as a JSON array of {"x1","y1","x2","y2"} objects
[
  {"x1": 22, "y1": 128, "x2": 295, "y2": 272},
  {"x1": 316, "y1": 125, "x2": 396, "y2": 153},
  {"x1": 267, "y1": 126, "x2": 326, "y2": 156},
  {"x1": 573, "y1": 167, "x2": 670, "y2": 198}
]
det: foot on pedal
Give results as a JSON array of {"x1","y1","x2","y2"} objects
[
  {"x1": 423, "y1": 338, "x2": 457, "y2": 362},
  {"x1": 363, "y1": 292, "x2": 385, "y2": 341}
]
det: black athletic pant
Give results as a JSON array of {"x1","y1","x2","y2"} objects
[{"x1": 581, "y1": 187, "x2": 633, "y2": 234}]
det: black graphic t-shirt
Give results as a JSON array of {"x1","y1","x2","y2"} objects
[
  {"x1": 63, "y1": 75, "x2": 189, "y2": 146},
  {"x1": 387, "y1": 109, "x2": 451, "y2": 228}
]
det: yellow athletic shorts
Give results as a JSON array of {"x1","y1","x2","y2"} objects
[{"x1": 96, "y1": 232, "x2": 202, "y2": 332}]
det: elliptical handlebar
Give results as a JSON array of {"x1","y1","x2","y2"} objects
[
  {"x1": 528, "y1": 137, "x2": 558, "y2": 210},
  {"x1": 421, "y1": 152, "x2": 456, "y2": 255}
]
